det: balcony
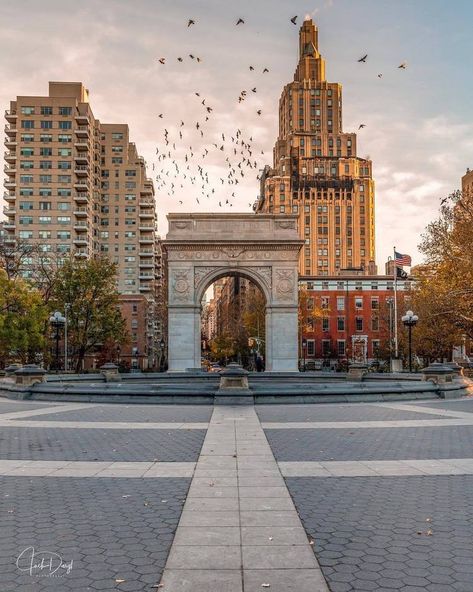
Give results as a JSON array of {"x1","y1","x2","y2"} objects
[
  {"x1": 4, "y1": 151, "x2": 17, "y2": 162},
  {"x1": 75, "y1": 126, "x2": 89, "y2": 137},
  {"x1": 74, "y1": 153, "x2": 88, "y2": 163},
  {"x1": 139, "y1": 212, "x2": 154, "y2": 219},
  {"x1": 5, "y1": 109, "x2": 17, "y2": 122},
  {"x1": 75, "y1": 114, "x2": 90, "y2": 125},
  {"x1": 139, "y1": 285, "x2": 152, "y2": 292},
  {"x1": 74, "y1": 165, "x2": 89, "y2": 176},
  {"x1": 139, "y1": 274, "x2": 154, "y2": 280},
  {"x1": 73, "y1": 237, "x2": 88, "y2": 246},
  {"x1": 4, "y1": 179, "x2": 16, "y2": 189},
  {"x1": 3, "y1": 222, "x2": 16, "y2": 230},
  {"x1": 74, "y1": 249, "x2": 88, "y2": 258},
  {"x1": 73, "y1": 194, "x2": 89, "y2": 203},
  {"x1": 74, "y1": 180, "x2": 89, "y2": 190},
  {"x1": 74, "y1": 223, "x2": 88, "y2": 232},
  {"x1": 3, "y1": 206, "x2": 16, "y2": 216},
  {"x1": 140, "y1": 186, "x2": 153, "y2": 195},
  {"x1": 4, "y1": 165, "x2": 16, "y2": 176},
  {"x1": 139, "y1": 250, "x2": 154, "y2": 257},
  {"x1": 74, "y1": 139, "x2": 89, "y2": 150},
  {"x1": 4, "y1": 193, "x2": 15, "y2": 202},
  {"x1": 139, "y1": 237, "x2": 154, "y2": 244},
  {"x1": 4, "y1": 125, "x2": 17, "y2": 137},
  {"x1": 139, "y1": 224, "x2": 155, "y2": 232},
  {"x1": 74, "y1": 207, "x2": 88, "y2": 217},
  {"x1": 139, "y1": 262, "x2": 154, "y2": 268}
]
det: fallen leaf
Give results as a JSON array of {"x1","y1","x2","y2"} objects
[
  {"x1": 161, "y1": 500, "x2": 168, "y2": 503},
  {"x1": 427, "y1": 529, "x2": 433, "y2": 536},
  {"x1": 261, "y1": 584, "x2": 271, "y2": 588},
  {"x1": 309, "y1": 539, "x2": 315, "y2": 546},
  {"x1": 426, "y1": 518, "x2": 432, "y2": 522},
  {"x1": 115, "y1": 579, "x2": 126, "y2": 584},
  {"x1": 417, "y1": 531, "x2": 422, "y2": 535},
  {"x1": 268, "y1": 536, "x2": 273, "y2": 541}
]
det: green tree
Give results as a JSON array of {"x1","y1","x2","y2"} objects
[
  {"x1": 51, "y1": 258, "x2": 128, "y2": 373},
  {"x1": 0, "y1": 269, "x2": 47, "y2": 365}
]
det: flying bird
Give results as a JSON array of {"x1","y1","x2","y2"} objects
[
  {"x1": 257, "y1": 110, "x2": 262, "y2": 115},
  {"x1": 189, "y1": 54, "x2": 195, "y2": 59},
  {"x1": 263, "y1": 68, "x2": 269, "y2": 73},
  {"x1": 249, "y1": 65, "x2": 254, "y2": 71},
  {"x1": 158, "y1": 114, "x2": 163, "y2": 118},
  {"x1": 188, "y1": 19, "x2": 195, "y2": 27},
  {"x1": 398, "y1": 62, "x2": 407, "y2": 69},
  {"x1": 377, "y1": 73, "x2": 383, "y2": 78},
  {"x1": 177, "y1": 57, "x2": 183, "y2": 62},
  {"x1": 291, "y1": 16, "x2": 298, "y2": 25},
  {"x1": 158, "y1": 58, "x2": 165, "y2": 65},
  {"x1": 358, "y1": 54, "x2": 368, "y2": 63},
  {"x1": 236, "y1": 18, "x2": 244, "y2": 25},
  {"x1": 358, "y1": 124, "x2": 366, "y2": 129}
]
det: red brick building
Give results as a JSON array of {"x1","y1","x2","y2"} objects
[{"x1": 300, "y1": 273, "x2": 413, "y2": 367}]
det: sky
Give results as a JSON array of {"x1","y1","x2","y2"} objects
[{"x1": 1, "y1": 0, "x2": 472, "y2": 269}]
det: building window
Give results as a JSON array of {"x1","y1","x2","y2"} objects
[
  {"x1": 372, "y1": 340, "x2": 380, "y2": 356},
  {"x1": 337, "y1": 340, "x2": 346, "y2": 357},
  {"x1": 40, "y1": 134, "x2": 53, "y2": 142},
  {"x1": 58, "y1": 120, "x2": 72, "y2": 129},
  {"x1": 322, "y1": 340, "x2": 331, "y2": 356},
  {"x1": 337, "y1": 317, "x2": 345, "y2": 331},
  {"x1": 40, "y1": 106, "x2": 52, "y2": 115},
  {"x1": 371, "y1": 316, "x2": 379, "y2": 331},
  {"x1": 40, "y1": 120, "x2": 52, "y2": 129},
  {"x1": 307, "y1": 340, "x2": 315, "y2": 356},
  {"x1": 59, "y1": 107, "x2": 72, "y2": 116},
  {"x1": 336, "y1": 296, "x2": 345, "y2": 311},
  {"x1": 355, "y1": 297, "x2": 363, "y2": 309},
  {"x1": 371, "y1": 298, "x2": 379, "y2": 310},
  {"x1": 322, "y1": 318, "x2": 329, "y2": 332},
  {"x1": 355, "y1": 317, "x2": 363, "y2": 331}
]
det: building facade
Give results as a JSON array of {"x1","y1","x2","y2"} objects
[
  {"x1": 462, "y1": 167, "x2": 473, "y2": 198},
  {"x1": 3, "y1": 82, "x2": 161, "y2": 369},
  {"x1": 255, "y1": 19, "x2": 376, "y2": 277},
  {"x1": 300, "y1": 274, "x2": 413, "y2": 367}
]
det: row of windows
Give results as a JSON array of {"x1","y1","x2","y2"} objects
[
  {"x1": 19, "y1": 106, "x2": 74, "y2": 116},
  {"x1": 306, "y1": 316, "x2": 377, "y2": 332},
  {"x1": 21, "y1": 120, "x2": 74, "y2": 129},
  {"x1": 304, "y1": 339, "x2": 381, "y2": 357},
  {"x1": 19, "y1": 175, "x2": 73, "y2": 183},
  {"x1": 19, "y1": 133, "x2": 74, "y2": 143},
  {"x1": 19, "y1": 148, "x2": 74, "y2": 156},
  {"x1": 20, "y1": 161, "x2": 74, "y2": 169}
]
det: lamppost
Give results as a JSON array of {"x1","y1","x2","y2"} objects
[
  {"x1": 301, "y1": 338, "x2": 307, "y2": 372},
  {"x1": 401, "y1": 310, "x2": 418, "y2": 373},
  {"x1": 159, "y1": 338, "x2": 165, "y2": 372},
  {"x1": 49, "y1": 311, "x2": 66, "y2": 373}
]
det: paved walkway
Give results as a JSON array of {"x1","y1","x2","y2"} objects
[
  {"x1": 2, "y1": 396, "x2": 473, "y2": 591},
  {"x1": 159, "y1": 404, "x2": 328, "y2": 592}
]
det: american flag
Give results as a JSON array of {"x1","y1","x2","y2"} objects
[{"x1": 395, "y1": 251, "x2": 412, "y2": 266}]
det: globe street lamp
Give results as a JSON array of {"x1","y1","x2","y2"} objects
[
  {"x1": 159, "y1": 338, "x2": 166, "y2": 372},
  {"x1": 402, "y1": 310, "x2": 419, "y2": 373},
  {"x1": 49, "y1": 311, "x2": 66, "y2": 373},
  {"x1": 301, "y1": 338, "x2": 307, "y2": 372}
]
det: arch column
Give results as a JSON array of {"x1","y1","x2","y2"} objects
[
  {"x1": 266, "y1": 305, "x2": 299, "y2": 372},
  {"x1": 167, "y1": 304, "x2": 201, "y2": 372}
]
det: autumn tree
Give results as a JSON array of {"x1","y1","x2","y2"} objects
[
  {"x1": 417, "y1": 189, "x2": 473, "y2": 358},
  {"x1": 51, "y1": 257, "x2": 128, "y2": 372},
  {"x1": 0, "y1": 269, "x2": 48, "y2": 365}
]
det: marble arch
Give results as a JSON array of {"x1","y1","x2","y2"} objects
[{"x1": 164, "y1": 213, "x2": 303, "y2": 372}]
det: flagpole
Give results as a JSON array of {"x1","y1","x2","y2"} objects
[{"x1": 393, "y1": 246, "x2": 399, "y2": 361}]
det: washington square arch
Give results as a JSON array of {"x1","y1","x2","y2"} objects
[{"x1": 164, "y1": 213, "x2": 304, "y2": 372}]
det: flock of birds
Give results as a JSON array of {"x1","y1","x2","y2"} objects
[{"x1": 152, "y1": 16, "x2": 408, "y2": 209}]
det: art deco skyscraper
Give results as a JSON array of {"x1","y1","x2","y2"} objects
[{"x1": 255, "y1": 19, "x2": 376, "y2": 276}]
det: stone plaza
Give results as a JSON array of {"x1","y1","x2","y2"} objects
[{"x1": 2, "y1": 394, "x2": 473, "y2": 591}]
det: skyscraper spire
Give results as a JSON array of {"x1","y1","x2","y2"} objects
[{"x1": 295, "y1": 19, "x2": 325, "y2": 82}]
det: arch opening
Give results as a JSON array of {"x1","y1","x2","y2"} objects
[{"x1": 200, "y1": 271, "x2": 267, "y2": 372}]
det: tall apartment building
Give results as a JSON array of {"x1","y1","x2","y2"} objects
[
  {"x1": 255, "y1": 19, "x2": 376, "y2": 277},
  {"x1": 462, "y1": 167, "x2": 473, "y2": 198},
  {"x1": 3, "y1": 82, "x2": 161, "y2": 369}
]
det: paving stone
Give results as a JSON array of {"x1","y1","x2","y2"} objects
[{"x1": 0, "y1": 426, "x2": 206, "y2": 462}]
